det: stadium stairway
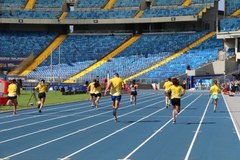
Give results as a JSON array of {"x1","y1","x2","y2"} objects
[
  {"x1": 198, "y1": 6, "x2": 210, "y2": 18},
  {"x1": 63, "y1": 34, "x2": 141, "y2": 83},
  {"x1": 182, "y1": 0, "x2": 192, "y2": 7},
  {"x1": 104, "y1": 0, "x2": 116, "y2": 9},
  {"x1": 231, "y1": 9, "x2": 240, "y2": 17},
  {"x1": 134, "y1": 10, "x2": 144, "y2": 18},
  {"x1": 25, "y1": 0, "x2": 36, "y2": 10},
  {"x1": 124, "y1": 32, "x2": 216, "y2": 82},
  {"x1": 59, "y1": 12, "x2": 68, "y2": 20},
  {"x1": 19, "y1": 34, "x2": 67, "y2": 76}
]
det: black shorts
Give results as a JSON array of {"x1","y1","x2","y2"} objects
[
  {"x1": 171, "y1": 98, "x2": 181, "y2": 106},
  {"x1": 94, "y1": 93, "x2": 101, "y2": 97},
  {"x1": 8, "y1": 96, "x2": 17, "y2": 100},
  {"x1": 38, "y1": 92, "x2": 46, "y2": 99},
  {"x1": 130, "y1": 91, "x2": 137, "y2": 96}
]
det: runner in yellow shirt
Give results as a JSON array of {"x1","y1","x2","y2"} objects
[
  {"x1": 93, "y1": 80, "x2": 102, "y2": 108},
  {"x1": 104, "y1": 73, "x2": 124, "y2": 122},
  {"x1": 7, "y1": 79, "x2": 18, "y2": 115},
  {"x1": 163, "y1": 77, "x2": 173, "y2": 108},
  {"x1": 87, "y1": 79, "x2": 97, "y2": 107},
  {"x1": 168, "y1": 78, "x2": 185, "y2": 124},
  {"x1": 35, "y1": 79, "x2": 48, "y2": 113},
  {"x1": 209, "y1": 80, "x2": 221, "y2": 112}
]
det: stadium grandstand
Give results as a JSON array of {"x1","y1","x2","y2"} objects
[{"x1": 0, "y1": 0, "x2": 239, "y2": 89}]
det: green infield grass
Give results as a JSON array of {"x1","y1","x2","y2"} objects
[{"x1": 0, "y1": 90, "x2": 90, "y2": 112}]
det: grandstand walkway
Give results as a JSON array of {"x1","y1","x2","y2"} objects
[
  {"x1": 222, "y1": 93, "x2": 240, "y2": 137},
  {"x1": 63, "y1": 34, "x2": 141, "y2": 83},
  {"x1": 19, "y1": 34, "x2": 67, "y2": 76},
  {"x1": 59, "y1": 12, "x2": 68, "y2": 20},
  {"x1": 104, "y1": 0, "x2": 116, "y2": 10},
  {"x1": 134, "y1": 10, "x2": 144, "y2": 18},
  {"x1": 182, "y1": 0, "x2": 192, "y2": 7},
  {"x1": 124, "y1": 32, "x2": 216, "y2": 82},
  {"x1": 231, "y1": 9, "x2": 240, "y2": 17},
  {"x1": 24, "y1": 0, "x2": 36, "y2": 10}
]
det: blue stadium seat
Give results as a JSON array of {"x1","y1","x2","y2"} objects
[
  {"x1": 0, "y1": 32, "x2": 58, "y2": 58},
  {"x1": 77, "y1": 0, "x2": 108, "y2": 8},
  {"x1": 114, "y1": 0, "x2": 142, "y2": 8},
  {"x1": 226, "y1": 0, "x2": 240, "y2": 15},
  {"x1": 139, "y1": 36, "x2": 223, "y2": 80},
  {"x1": 0, "y1": 0, "x2": 26, "y2": 8},
  {"x1": 220, "y1": 18, "x2": 240, "y2": 32},
  {"x1": 142, "y1": 6, "x2": 204, "y2": 18},
  {"x1": 0, "y1": 10, "x2": 62, "y2": 19},
  {"x1": 66, "y1": 9, "x2": 138, "y2": 19}
]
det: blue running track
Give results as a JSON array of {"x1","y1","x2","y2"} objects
[{"x1": 0, "y1": 90, "x2": 239, "y2": 160}]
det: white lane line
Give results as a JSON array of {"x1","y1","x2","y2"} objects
[
  {"x1": 221, "y1": 93, "x2": 240, "y2": 141},
  {"x1": 61, "y1": 106, "x2": 166, "y2": 159},
  {"x1": 0, "y1": 93, "x2": 158, "y2": 124},
  {"x1": 184, "y1": 97, "x2": 210, "y2": 160},
  {"x1": 2, "y1": 95, "x2": 168, "y2": 159},
  {"x1": 61, "y1": 94, "x2": 193, "y2": 160},
  {"x1": 0, "y1": 96, "x2": 163, "y2": 144},
  {"x1": 0, "y1": 101, "x2": 88, "y2": 119},
  {"x1": 122, "y1": 94, "x2": 202, "y2": 160},
  {"x1": 0, "y1": 93, "x2": 146, "y2": 124},
  {"x1": 0, "y1": 94, "x2": 158, "y2": 133}
]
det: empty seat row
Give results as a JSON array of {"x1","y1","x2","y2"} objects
[{"x1": 220, "y1": 18, "x2": 240, "y2": 32}]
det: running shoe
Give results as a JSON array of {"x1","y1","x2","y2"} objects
[{"x1": 114, "y1": 116, "x2": 118, "y2": 122}]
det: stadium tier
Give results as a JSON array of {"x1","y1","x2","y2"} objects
[
  {"x1": 0, "y1": 32, "x2": 58, "y2": 58},
  {"x1": 34, "y1": 0, "x2": 63, "y2": 8},
  {"x1": 27, "y1": 34, "x2": 131, "y2": 79},
  {"x1": 66, "y1": 9, "x2": 139, "y2": 19},
  {"x1": 114, "y1": 0, "x2": 141, "y2": 8},
  {"x1": 77, "y1": 0, "x2": 108, "y2": 8},
  {"x1": 154, "y1": 0, "x2": 184, "y2": 6},
  {"x1": 141, "y1": 6, "x2": 204, "y2": 18},
  {"x1": 138, "y1": 36, "x2": 224, "y2": 80},
  {"x1": 226, "y1": 0, "x2": 240, "y2": 15},
  {"x1": 0, "y1": 10, "x2": 62, "y2": 19},
  {"x1": 0, "y1": 0, "x2": 27, "y2": 8},
  {"x1": 27, "y1": 32, "x2": 218, "y2": 82},
  {"x1": 220, "y1": 18, "x2": 240, "y2": 32},
  {"x1": 0, "y1": 0, "x2": 238, "y2": 83},
  {"x1": 190, "y1": 0, "x2": 215, "y2": 4}
]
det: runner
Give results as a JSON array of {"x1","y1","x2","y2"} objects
[
  {"x1": 93, "y1": 80, "x2": 102, "y2": 108},
  {"x1": 104, "y1": 73, "x2": 124, "y2": 122},
  {"x1": 87, "y1": 79, "x2": 97, "y2": 107},
  {"x1": 7, "y1": 79, "x2": 18, "y2": 115},
  {"x1": 168, "y1": 78, "x2": 185, "y2": 124},
  {"x1": 35, "y1": 79, "x2": 48, "y2": 113},
  {"x1": 163, "y1": 77, "x2": 173, "y2": 108},
  {"x1": 209, "y1": 80, "x2": 221, "y2": 112},
  {"x1": 130, "y1": 79, "x2": 138, "y2": 105}
]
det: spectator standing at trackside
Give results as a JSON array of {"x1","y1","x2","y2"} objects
[
  {"x1": 209, "y1": 80, "x2": 221, "y2": 112},
  {"x1": 129, "y1": 79, "x2": 138, "y2": 105},
  {"x1": 87, "y1": 79, "x2": 97, "y2": 107},
  {"x1": 168, "y1": 78, "x2": 185, "y2": 124},
  {"x1": 7, "y1": 79, "x2": 18, "y2": 115},
  {"x1": 35, "y1": 79, "x2": 48, "y2": 113},
  {"x1": 104, "y1": 73, "x2": 124, "y2": 122},
  {"x1": 163, "y1": 77, "x2": 173, "y2": 108}
]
